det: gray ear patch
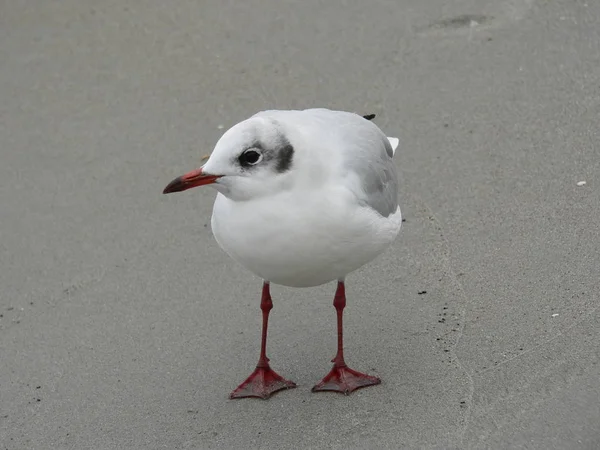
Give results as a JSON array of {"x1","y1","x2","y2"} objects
[{"x1": 275, "y1": 142, "x2": 294, "y2": 173}]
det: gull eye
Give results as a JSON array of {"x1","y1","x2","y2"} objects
[{"x1": 239, "y1": 149, "x2": 262, "y2": 167}]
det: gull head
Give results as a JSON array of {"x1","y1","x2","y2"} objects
[{"x1": 163, "y1": 116, "x2": 299, "y2": 201}]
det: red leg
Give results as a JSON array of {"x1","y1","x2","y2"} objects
[
  {"x1": 312, "y1": 281, "x2": 381, "y2": 394},
  {"x1": 230, "y1": 282, "x2": 296, "y2": 399}
]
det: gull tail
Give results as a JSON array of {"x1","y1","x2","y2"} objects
[{"x1": 387, "y1": 137, "x2": 400, "y2": 156}]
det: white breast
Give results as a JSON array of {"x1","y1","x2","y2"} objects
[{"x1": 210, "y1": 187, "x2": 402, "y2": 288}]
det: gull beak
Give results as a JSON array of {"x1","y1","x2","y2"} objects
[{"x1": 163, "y1": 168, "x2": 222, "y2": 194}]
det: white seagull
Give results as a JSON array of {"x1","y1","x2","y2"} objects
[{"x1": 163, "y1": 108, "x2": 402, "y2": 399}]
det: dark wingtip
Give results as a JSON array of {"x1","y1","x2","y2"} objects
[{"x1": 363, "y1": 113, "x2": 376, "y2": 121}]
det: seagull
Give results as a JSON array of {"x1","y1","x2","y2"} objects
[{"x1": 163, "y1": 108, "x2": 402, "y2": 399}]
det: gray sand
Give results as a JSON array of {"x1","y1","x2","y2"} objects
[{"x1": 1, "y1": 1, "x2": 599, "y2": 449}]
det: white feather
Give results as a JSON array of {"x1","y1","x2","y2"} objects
[{"x1": 387, "y1": 137, "x2": 399, "y2": 155}]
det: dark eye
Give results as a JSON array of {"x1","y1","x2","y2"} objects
[{"x1": 239, "y1": 149, "x2": 262, "y2": 167}]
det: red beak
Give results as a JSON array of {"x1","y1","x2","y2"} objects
[{"x1": 163, "y1": 168, "x2": 222, "y2": 194}]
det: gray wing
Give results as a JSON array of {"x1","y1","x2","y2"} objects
[
  {"x1": 331, "y1": 112, "x2": 399, "y2": 218},
  {"x1": 354, "y1": 149, "x2": 398, "y2": 217},
  {"x1": 349, "y1": 140, "x2": 398, "y2": 217}
]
